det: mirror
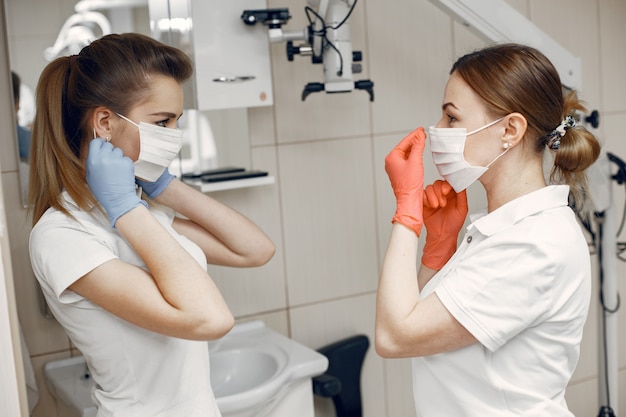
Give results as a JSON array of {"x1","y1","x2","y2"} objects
[
  {"x1": 5, "y1": 0, "x2": 252, "y2": 207},
  {"x1": 10, "y1": 71, "x2": 32, "y2": 207}
]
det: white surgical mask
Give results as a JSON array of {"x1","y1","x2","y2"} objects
[
  {"x1": 117, "y1": 113, "x2": 184, "y2": 182},
  {"x1": 428, "y1": 118, "x2": 508, "y2": 192}
]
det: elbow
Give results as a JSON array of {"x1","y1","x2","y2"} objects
[
  {"x1": 375, "y1": 322, "x2": 413, "y2": 359},
  {"x1": 374, "y1": 339, "x2": 392, "y2": 358},
  {"x1": 375, "y1": 324, "x2": 436, "y2": 358},
  {"x1": 189, "y1": 311, "x2": 235, "y2": 341},
  {"x1": 259, "y1": 242, "x2": 276, "y2": 265},
  {"x1": 375, "y1": 331, "x2": 403, "y2": 359},
  {"x1": 246, "y1": 241, "x2": 276, "y2": 267},
  {"x1": 212, "y1": 313, "x2": 235, "y2": 339}
]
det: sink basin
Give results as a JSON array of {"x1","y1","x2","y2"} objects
[
  {"x1": 44, "y1": 321, "x2": 328, "y2": 417},
  {"x1": 207, "y1": 321, "x2": 328, "y2": 416},
  {"x1": 210, "y1": 347, "x2": 284, "y2": 397}
]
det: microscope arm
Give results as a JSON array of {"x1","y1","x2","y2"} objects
[{"x1": 242, "y1": 0, "x2": 374, "y2": 101}]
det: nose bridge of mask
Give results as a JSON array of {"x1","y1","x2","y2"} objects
[
  {"x1": 137, "y1": 124, "x2": 185, "y2": 166},
  {"x1": 428, "y1": 127, "x2": 467, "y2": 164},
  {"x1": 116, "y1": 112, "x2": 182, "y2": 143}
]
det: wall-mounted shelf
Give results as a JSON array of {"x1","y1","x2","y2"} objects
[{"x1": 184, "y1": 175, "x2": 275, "y2": 193}]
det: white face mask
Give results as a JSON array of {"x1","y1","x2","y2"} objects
[
  {"x1": 429, "y1": 118, "x2": 507, "y2": 192},
  {"x1": 116, "y1": 113, "x2": 184, "y2": 182}
]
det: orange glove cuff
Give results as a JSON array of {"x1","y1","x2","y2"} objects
[
  {"x1": 421, "y1": 234, "x2": 458, "y2": 270},
  {"x1": 392, "y1": 215, "x2": 423, "y2": 237}
]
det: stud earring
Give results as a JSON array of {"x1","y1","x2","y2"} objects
[
  {"x1": 105, "y1": 136, "x2": 111, "y2": 142},
  {"x1": 503, "y1": 143, "x2": 510, "y2": 149}
]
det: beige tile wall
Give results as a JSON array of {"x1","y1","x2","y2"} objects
[{"x1": 3, "y1": 0, "x2": 626, "y2": 416}]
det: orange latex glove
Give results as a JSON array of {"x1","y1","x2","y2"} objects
[
  {"x1": 384, "y1": 127, "x2": 426, "y2": 236},
  {"x1": 421, "y1": 180, "x2": 468, "y2": 269}
]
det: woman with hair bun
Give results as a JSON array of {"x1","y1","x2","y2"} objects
[
  {"x1": 28, "y1": 33, "x2": 275, "y2": 417},
  {"x1": 377, "y1": 43, "x2": 600, "y2": 416}
]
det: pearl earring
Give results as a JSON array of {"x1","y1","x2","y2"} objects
[
  {"x1": 503, "y1": 143, "x2": 510, "y2": 149},
  {"x1": 105, "y1": 136, "x2": 111, "y2": 142}
]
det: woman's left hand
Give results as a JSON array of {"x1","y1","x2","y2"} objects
[{"x1": 421, "y1": 180, "x2": 468, "y2": 270}]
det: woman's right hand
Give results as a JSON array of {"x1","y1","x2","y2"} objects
[
  {"x1": 421, "y1": 180, "x2": 468, "y2": 270},
  {"x1": 384, "y1": 127, "x2": 426, "y2": 237},
  {"x1": 86, "y1": 138, "x2": 147, "y2": 227},
  {"x1": 136, "y1": 168, "x2": 175, "y2": 200}
]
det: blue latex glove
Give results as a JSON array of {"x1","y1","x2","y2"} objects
[
  {"x1": 86, "y1": 139, "x2": 148, "y2": 227},
  {"x1": 136, "y1": 169, "x2": 175, "y2": 200}
]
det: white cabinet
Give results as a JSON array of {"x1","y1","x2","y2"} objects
[{"x1": 149, "y1": 0, "x2": 273, "y2": 110}]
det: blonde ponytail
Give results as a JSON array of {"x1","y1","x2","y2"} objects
[{"x1": 28, "y1": 56, "x2": 96, "y2": 225}]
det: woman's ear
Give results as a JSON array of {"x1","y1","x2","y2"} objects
[
  {"x1": 502, "y1": 112, "x2": 527, "y2": 148},
  {"x1": 91, "y1": 106, "x2": 113, "y2": 139}
]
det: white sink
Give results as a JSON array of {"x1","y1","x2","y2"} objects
[
  {"x1": 43, "y1": 357, "x2": 96, "y2": 417},
  {"x1": 44, "y1": 321, "x2": 328, "y2": 417},
  {"x1": 210, "y1": 347, "x2": 283, "y2": 397}
]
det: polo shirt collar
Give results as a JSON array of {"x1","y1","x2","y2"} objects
[
  {"x1": 60, "y1": 190, "x2": 79, "y2": 210},
  {"x1": 469, "y1": 185, "x2": 571, "y2": 237}
]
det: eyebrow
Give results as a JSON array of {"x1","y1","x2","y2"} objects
[
  {"x1": 442, "y1": 102, "x2": 458, "y2": 112},
  {"x1": 150, "y1": 111, "x2": 183, "y2": 120}
]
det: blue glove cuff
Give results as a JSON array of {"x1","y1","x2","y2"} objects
[
  {"x1": 110, "y1": 199, "x2": 149, "y2": 228},
  {"x1": 136, "y1": 170, "x2": 175, "y2": 199}
]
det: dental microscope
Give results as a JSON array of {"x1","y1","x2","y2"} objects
[{"x1": 241, "y1": 0, "x2": 374, "y2": 101}]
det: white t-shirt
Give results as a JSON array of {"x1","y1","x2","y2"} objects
[
  {"x1": 30, "y1": 191, "x2": 221, "y2": 417},
  {"x1": 413, "y1": 185, "x2": 591, "y2": 417}
]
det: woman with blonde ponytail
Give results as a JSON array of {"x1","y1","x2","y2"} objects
[
  {"x1": 28, "y1": 33, "x2": 274, "y2": 417},
  {"x1": 377, "y1": 43, "x2": 600, "y2": 416}
]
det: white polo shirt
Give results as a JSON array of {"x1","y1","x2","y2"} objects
[
  {"x1": 413, "y1": 185, "x2": 591, "y2": 417},
  {"x1": 30, "y1": 191, "x2": 221, "y2": 417}
]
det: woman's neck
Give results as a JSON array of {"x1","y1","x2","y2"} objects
[{"x1": 483, "y1": 157, "x2": 547, "y2": 212}]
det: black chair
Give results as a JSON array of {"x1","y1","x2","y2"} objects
[{"x1": 312, "y1": 334, "x2": 370, "y2": 417}]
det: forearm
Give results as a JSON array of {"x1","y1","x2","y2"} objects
[
  {"x1": 115, "y1": 205, "x2": 234, "y2": 338},
  {"x1": 154, "y1": 179, "x2": 275, "y2": 265},
  {"x1": 376, "y1": 223, "x2": 421, "y2": 356}
]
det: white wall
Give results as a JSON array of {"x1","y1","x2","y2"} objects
[{"x1": 3, "y1": 0, "x2": 626, "y2": 416}]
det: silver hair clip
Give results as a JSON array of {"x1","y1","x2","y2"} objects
[{"x1": 546, "y1": 115, "x2": 576, "y2": 150}]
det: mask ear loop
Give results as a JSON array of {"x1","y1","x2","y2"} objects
[
  {"x1": 467, "y1": 117, "x2": 505, "y2": 136},
  {"x1": 116, "y1": 112, "x2": 139, "y2": 128},
  {"x1": 485, "y1": 145, "x2": 510, "y2": 168},
  {"x1": 93, "y1": 128, "x2": 111, "y2": 142},
  {"x1": 468, "y1": 116, "x2": 509, "y2": 169}
]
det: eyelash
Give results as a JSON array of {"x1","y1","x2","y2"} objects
[
  {"x1": 447, "y1": 114, "x2": 457, "y2": 124},
  {"x1": 156, "y1": 119, "x2": 169, "y2": 127}
]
